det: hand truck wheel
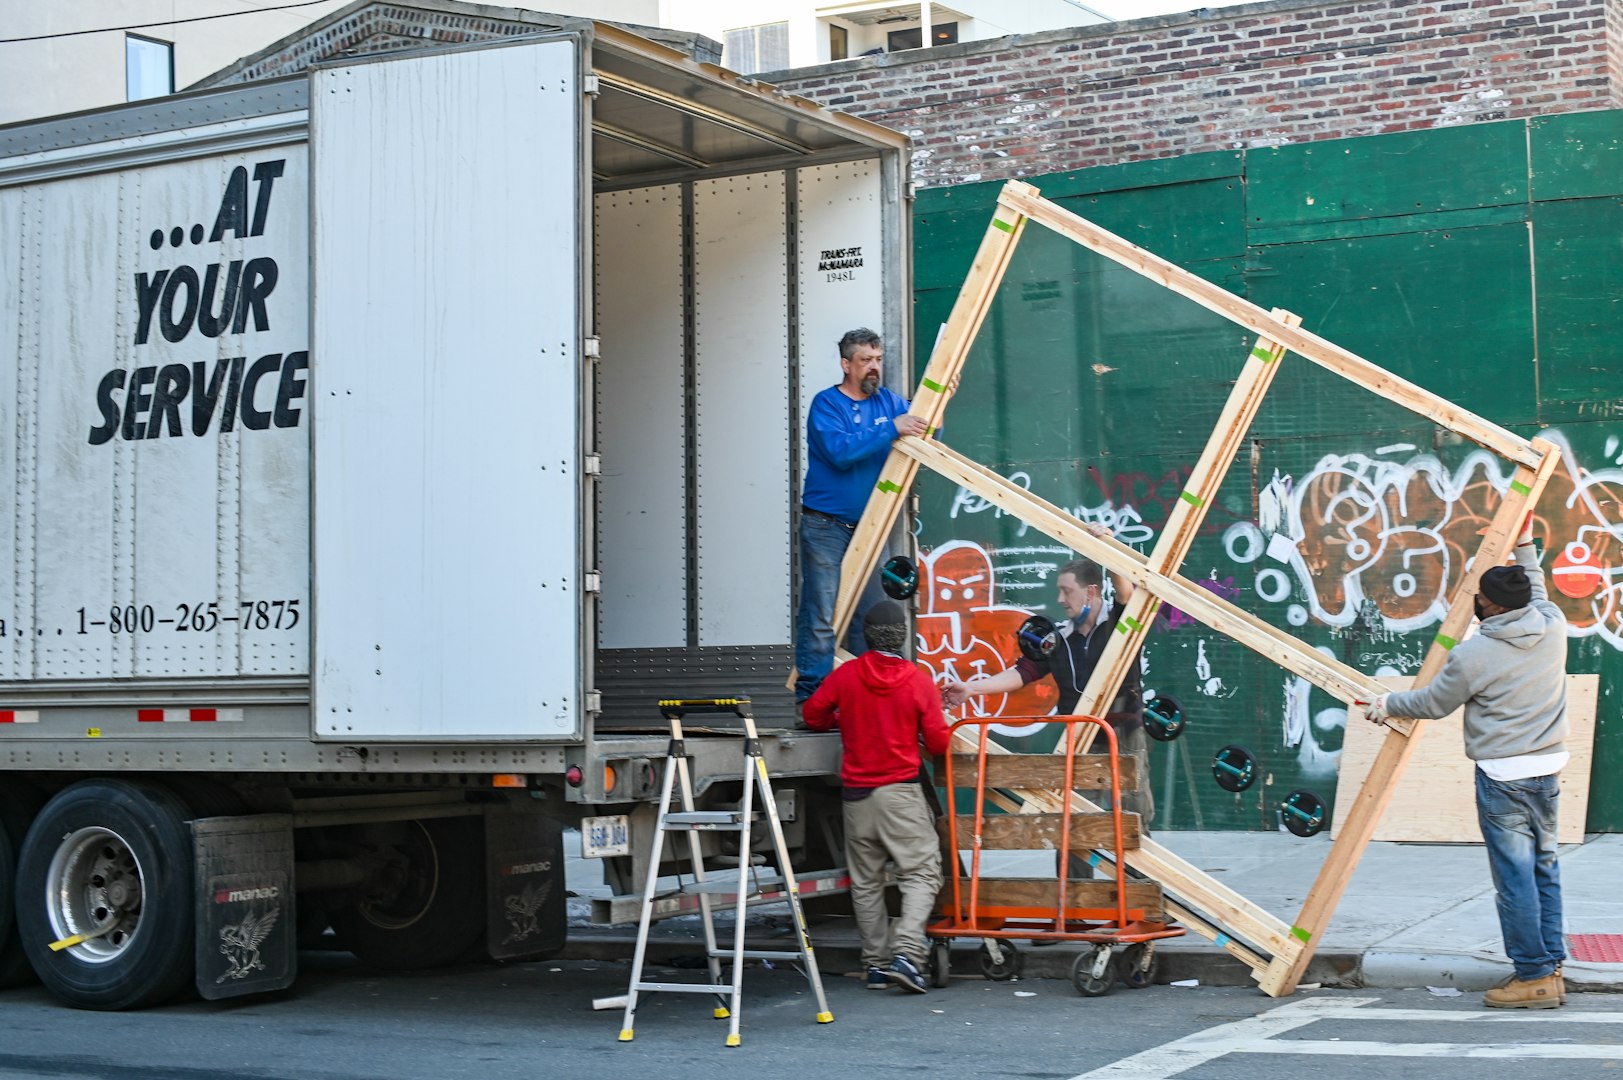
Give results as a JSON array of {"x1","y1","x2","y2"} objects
[
  {"x1": 978, "y1": 940, "x2": 1023, "y2": 981},
  {"x1": 929, "y1": 940, "x2": 952, "y2": 988},
  {"x1": 1072, "y1": 945, "x2": 1116, "y2": 997},
  {"x1": 1120, "y1": 942, "x2": 1157, "y2": 989}
]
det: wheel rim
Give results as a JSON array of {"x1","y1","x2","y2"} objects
[
  {"x1": 356, "y1": 822, "x2": 441, "y2": 931},
  {"x1": 44, "y1": 827, "x2": 146, "y2": 963}
]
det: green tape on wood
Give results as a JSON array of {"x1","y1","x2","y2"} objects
[
  {"x1": 1435, "y1": 633, "x2": 1457, "y2": 650},
  {"x1": 1120, "y1": 615, "x2": 1143, "y2": 633},
  {"x1": 1510, "y1": 480, "x2": 1531, "y2": 495},
  {"x1": 1290, "y1": 926, "x2": 1311, "y2": 943},
  {"x1": 920, "y1": 377, "x2": 945, "y2": 393},
  {"x1": 1179, "y1": 491, "x2": 1205, "y2": 508},
  {"x1": 1251, "y1": 345, "x2": 1277, "y2": 363},
  {"x1": 877, "y1": 480, "x2": 901, "y2": 494},
  {"x1": 991, "y1": 217, "x2": 1014, "y2": 233}
]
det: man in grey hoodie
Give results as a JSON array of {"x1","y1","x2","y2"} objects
[{"x1": 1366, "y1": 515, "x2": 1569, "y2": 1009}]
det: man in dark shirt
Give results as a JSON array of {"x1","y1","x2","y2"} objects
[{"x1": 942, "y1": 526, "x2": 1153, "y2": 830}]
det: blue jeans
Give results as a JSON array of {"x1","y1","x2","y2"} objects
[
  {"x1": 1476, "y1": 768, "x2": 1565, "y2": 981},
  {"x1": 795, "y1": 513, "x2": 885, "y2": 703}
]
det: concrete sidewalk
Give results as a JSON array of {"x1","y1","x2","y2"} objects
[{"x1": 562, "y1": 830, "x2": 1623, "y2": 993}]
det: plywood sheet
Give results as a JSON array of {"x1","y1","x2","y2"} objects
[{"x1": 1332, "y1": 674, "x2": 1597, "y2": 844}]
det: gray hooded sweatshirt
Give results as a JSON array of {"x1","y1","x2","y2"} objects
[{"x1": 1384, "y1": 544, "x2": 1568, "y2": 761}]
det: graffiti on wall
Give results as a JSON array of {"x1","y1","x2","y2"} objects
[
  {"x1": 1224, "y1": 429, "x2": 1623, "y2": 652},
  {"x1": 917, "y1": 428, "x2": 1623, "y2": 777}
]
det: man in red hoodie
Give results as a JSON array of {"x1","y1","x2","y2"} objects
[{"x1": 803, "y1": 600, "x2": 952, "y2": 994}]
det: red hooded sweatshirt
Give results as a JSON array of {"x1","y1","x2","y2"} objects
[{"x1": 802, "y1": 652, "x2": 953, "y2": 788}]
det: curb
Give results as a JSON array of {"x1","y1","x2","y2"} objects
[{"x1": 560, "y1": 928, "x2": 1363, "y2": 991}]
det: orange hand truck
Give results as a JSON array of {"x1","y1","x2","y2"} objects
[{"x1": 926, "y1": 715, "x2": 1184, "y2": 996}]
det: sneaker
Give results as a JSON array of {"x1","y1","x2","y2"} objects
[
  {"x1": 1483, "y1": 972, "x2": 1562, "y2": 1010},
  {"x1": 886, "y1": 953, "x2": 928, "y2": 994},
  {"x1": 866, "y1": 967, "x2": 890, "y2": 990}
]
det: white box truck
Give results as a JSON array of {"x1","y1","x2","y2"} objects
[{"x1": 0, "y1": 24, "x2": 911, "y2": 1008}]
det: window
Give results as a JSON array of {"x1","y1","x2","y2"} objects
[
  {"x1": 126, "y1": 34, "x2": 173, "y2": 101},
  {"x1": 723, "y1": 21, "x2": 790, "y2": 75},
  {"x1": 829, "y1": 24, "x2": 848, "y2": 62},
  {"x1": 887, "y1": 21, "x2": 958, "y2": 52}
]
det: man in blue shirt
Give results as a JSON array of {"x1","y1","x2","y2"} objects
[{"x1": 795, "y1": 328, "x2": 927, "y2": 705}]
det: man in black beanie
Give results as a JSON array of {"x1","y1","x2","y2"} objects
[
  {"x1": 802, "y1": 600, "x2": 951, "y2": 994},
  {"x1": 1366, "y1": 515, "x2": 1569, "y2": 1009}
]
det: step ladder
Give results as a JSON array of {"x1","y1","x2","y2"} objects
[{"x1": 616, "y1": 697, "x2": 832, "y2": 1047}]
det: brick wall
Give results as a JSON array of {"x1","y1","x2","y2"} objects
[
  {"x1": 762, "y1": 0, "x2": 1618, "y2": 188},
  {"x1": 1610, "y1": 0, "x2": 1623, "y2": 106}
]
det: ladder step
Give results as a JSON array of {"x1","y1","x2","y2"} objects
[
  {"x1": 663, "y1": 811, "x2": 752, "y2": 825},
  {"x1": 709, "y1": 949, "x2": 803, "y2": 961},
  {"x1": 635, "y1": 981, "x2": 734, "y2": 995},
  {"x1": 681, "y1": 874, "x2": 785, "y2": 894}
]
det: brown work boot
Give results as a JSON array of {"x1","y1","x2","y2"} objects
[
  {"x1": 1554, "y1": 965, "x2": 1567, "y2": 1004},
  {"x1": 1483, "y1": 972, "x2": 1562, "y2": 1010}
]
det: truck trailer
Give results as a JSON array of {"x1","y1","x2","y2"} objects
[{"x1": 0, "y1": 23, "x2": 911, "y2": 1009}]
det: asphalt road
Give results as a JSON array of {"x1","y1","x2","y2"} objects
[{"x1": 0, "y1": 955, "x2": 1619, "y2": 1080}]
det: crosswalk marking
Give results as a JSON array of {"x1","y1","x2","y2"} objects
[{"x1": 1071, "y1": 996, "x2": 1623, "y2": 1079}]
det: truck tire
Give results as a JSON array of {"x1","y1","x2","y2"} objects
[
  {"x1": 328, "y1": 817, "x2": 484, "y2": 970},
  {"x1": 0, "y1": 783, "x2": 45, "y2": 987},
  {"x1": 15, "y1": 780, "x2": 196, "y2": 1010}
]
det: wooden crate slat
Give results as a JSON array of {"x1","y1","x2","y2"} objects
[
  {"x1": 942, "y1": 876, "x2": 1165, "y2": 920},
  {"x1": 941, "y1": 811, "x2": 1140, "y2": 851},
  {"x1": 942, "y1": 752, "x2": 1138, "y2": 791}
]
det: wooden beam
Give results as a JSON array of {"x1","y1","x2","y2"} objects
[
  {"x1": 1069, "y1": 312, "x2": 1301, "y2": 751},
  {"x1": 944, "y1": 877, "x2": 1165, "y2": 920},
  {"x1": 942, "y1": 753, "x2": 1138, "y2": 791},
  {"x1": 943, "y1": 812, "x2": 1140, "y2": 851},
  {"x1": 825, "y1": 183, "x2": 1038, "y2": 651},
  {"x1": 898, "y1": 437, "x2": 1389, "y2": 705},
  {"x1": 999, "y1": 184, "x2": 1543, "y2": 471},
  {"x1": 1255, "y1": 436, "x2": 1563, "y2": 997}
]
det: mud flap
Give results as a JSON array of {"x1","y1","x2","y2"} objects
[
  {"x1": 193, "y1": 815, "x2": 296, "y2": 1000},
  {"x1": 485, "y1": 805, "x2": 566, "y2": 961}
]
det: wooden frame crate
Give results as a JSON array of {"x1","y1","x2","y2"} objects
[{"x1": 830, "y1": 179, "x2": 1562, "y2": 997}]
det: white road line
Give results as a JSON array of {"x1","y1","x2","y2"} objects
[
  {"x1": 1071, "y1": 997, "x2": 1623, "y2": 1079},
  {"x1": 1227, "y1": 1038, "x2": 1623, "y2": 1059},
  {"x1": 1070, "y1": 996, "x2": 1380, "y2": 1079},
  {"x1": 1291, "y1": 1006, "x2": 1623, "y2": 1025}
]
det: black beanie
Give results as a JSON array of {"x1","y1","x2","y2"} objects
[
  {"x1": 863, "y1": 600, "x2": 909, "y2": 653},
  {"x1": 1479, "y1": 565, "x2": 1532, "y2": 610}
]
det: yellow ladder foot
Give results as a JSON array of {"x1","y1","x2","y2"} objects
[
  {"x1": 618, "y1": 1029, "x2": 635, "y2": 1042},
  {"x1": 725, "y1": 1033, "x2": 741, "y2": 1047},
  {"x1": 816, "y1": 1011, "x2": 834, "y2": 1023},
  {"x1": 713, "y1": 1006, "x2": 731, "y2": 1019}
]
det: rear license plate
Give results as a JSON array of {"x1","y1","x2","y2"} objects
[{"x1": 581, "y1": 814, "x2": 630, "y2": 858}]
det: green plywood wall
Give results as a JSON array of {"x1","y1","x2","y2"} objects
[{"x1": 911, "y1": 110, "x2": 1623, "y2": 832}]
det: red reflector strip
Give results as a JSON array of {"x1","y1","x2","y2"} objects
[
  {"x1": 0, "y1": 710, "x2": 39, "y2": 723},
  {"x1": 137, "y1": 709, "x2": 244, "y2": 723}
]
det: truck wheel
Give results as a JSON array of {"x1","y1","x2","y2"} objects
[
  {"x1": 15, "y1": 780, "x2": 195, "y2": 1010},
  {"x1": 0, "y1": 783, "x2": 45, "y2": 986},
  {"x1": 328, "y1": 817, "x2": 484, "y2": 970}
]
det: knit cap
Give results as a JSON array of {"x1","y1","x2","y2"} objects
[
  {"x1": 863, "y1": 600, "x2": 909, "y2": 654},
  {"x1": 1479, "y1": 565, "x2": 1532, "y2": 610}
]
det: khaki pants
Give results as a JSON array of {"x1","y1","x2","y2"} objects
[{"x1": 843, "y1": 782, "x2": 942, "y2": 969}]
